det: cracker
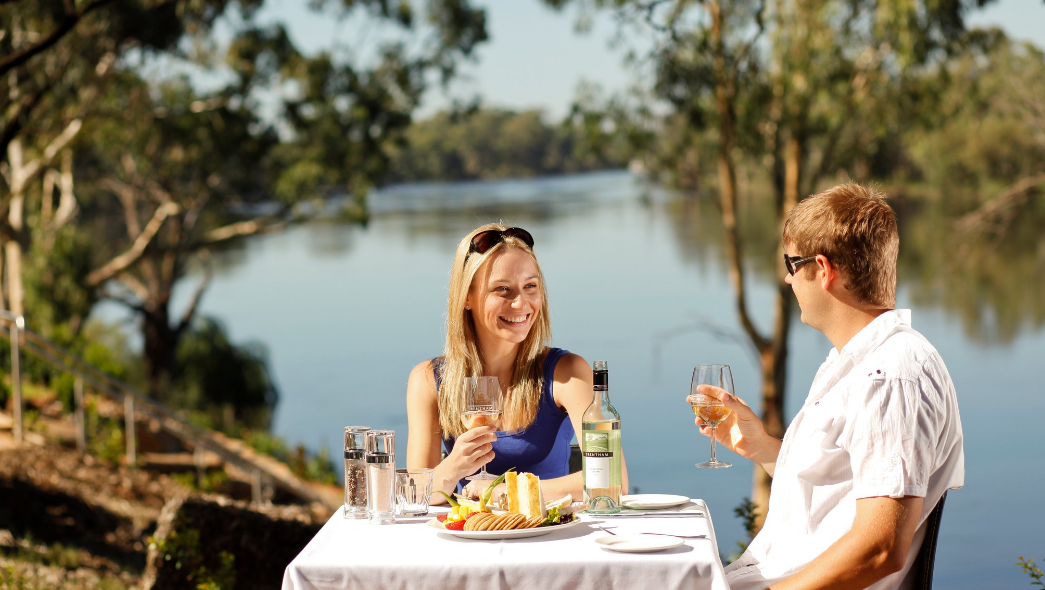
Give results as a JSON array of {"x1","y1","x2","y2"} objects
[
  {"x1": 463, "y1": 512, "x2": 493, "y2": 532},
  {"x1": 504, "y1": 514, "x2": 526, "y2": 530},
  {"x1": 478, "y1": 514, "x2": 498, "y2": 531},
  {"x1": 492, "y1": 514, "x2": 513, "y2": 530}
]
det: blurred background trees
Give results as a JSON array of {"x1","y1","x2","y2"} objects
[
  {"x1": 1, "y1": 0, "x2": 489, "y2": 428},
  {"x1": 538, "y1": 0, "x2": 1043, "y2": 530}
]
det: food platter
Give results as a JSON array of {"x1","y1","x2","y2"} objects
[{"x1": 427, "y1": 517, "x2": 583, "y2": 540}]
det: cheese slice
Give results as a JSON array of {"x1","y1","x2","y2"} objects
[{"x1": 506, "y1": 471, "x2": 547, "y2": 519}]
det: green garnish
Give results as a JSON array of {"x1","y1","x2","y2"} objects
[
  {"x1": 542, "y1": 506, "x2": 562, "y2": 526},
  {"x1": 434, "y1": 490, "x2": 459, "y2": 508},
  {"x1": 479, "y1": 467, "x2": 515, "y2": 512}
]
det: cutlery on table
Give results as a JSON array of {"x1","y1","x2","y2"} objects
[{"x1": 598, "y1": 526, "x2": 707, "y2": 540}]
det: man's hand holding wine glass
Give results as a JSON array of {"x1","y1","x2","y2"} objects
[{"x1": 692, "y1": 384, "x2": 782, "y2": 477}]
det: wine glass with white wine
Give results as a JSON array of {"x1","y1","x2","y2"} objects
[
  {"x1": 687, "y1": 364, "x2": 734, "y2": 469},
  {"x1": 462, "y1": 376, "x2": 503, "y2": 481}
]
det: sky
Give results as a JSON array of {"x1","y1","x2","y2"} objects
[{"x1": 250, "y1": 0, "x2": 1045, "y2": 120}]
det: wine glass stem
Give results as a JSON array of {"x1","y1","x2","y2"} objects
[{"x1": 709, "y1": 425, "x2": 718, "y2": 463}]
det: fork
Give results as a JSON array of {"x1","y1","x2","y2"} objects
[{"x1": 599, "y1": 526, "x2": 707, "y2": 540}]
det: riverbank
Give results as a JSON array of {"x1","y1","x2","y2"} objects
[{"x1": 0, "y1": 439, "x2": 325, "y2": 589}]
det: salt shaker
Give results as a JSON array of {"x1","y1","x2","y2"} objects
[
  {"x1": 365, "y1": 430, "x2": 396, "y2": 525},
  {"x1": 343, "y1": 426, "x2": 371, "y2": 519}
]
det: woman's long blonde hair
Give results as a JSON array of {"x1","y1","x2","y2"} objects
[{"x1": 436, "y1": 223, "x2": 552, "y2": 439}]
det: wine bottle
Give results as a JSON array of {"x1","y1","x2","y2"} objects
[{"x1": 582, "y1": 360, "x2": 622, "y2": 513}]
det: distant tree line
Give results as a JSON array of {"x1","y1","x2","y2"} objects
[{"x1": 387, "y1": 101, "x2": 641, "y2": 182}]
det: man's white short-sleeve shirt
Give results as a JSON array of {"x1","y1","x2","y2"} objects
[{"x1": 725, "y1": 309, "x2": 965, "y2": 590}]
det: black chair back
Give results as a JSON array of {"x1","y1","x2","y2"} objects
[
  {"x1": 569, "y1": 444, "x2": 582, "y2": 473},
  {"x1": 911, "y1": 491, "x2": 948, "y2": 590}
]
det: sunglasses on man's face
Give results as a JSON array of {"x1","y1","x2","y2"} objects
[
  {"x1": 783, "y1": 253, "x2": 818, "y2": 276},
  {"x1": 469, "y1": 227, "x2": 535, "y2": 255}
]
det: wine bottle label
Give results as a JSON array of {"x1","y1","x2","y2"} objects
[{"x1": 583, "y1": 431, "x2": 612, "y2": 488}]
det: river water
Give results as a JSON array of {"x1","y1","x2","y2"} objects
[{"x1": 105, "y1": 170, "x2": 1045, "y2": 587}]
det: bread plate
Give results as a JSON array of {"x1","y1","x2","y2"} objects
[
  {"x1": 619, "y1": 494, "x2": 691, "y2": 510},
  {"x1": 427, "y1": 516, "x2": 583, "y2": 540},
  {"x1": 595, "y1": 533, "x2": 684, "y2": 553}
]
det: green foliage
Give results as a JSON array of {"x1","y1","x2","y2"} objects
[
  {"x1": 0, "y1": 535, "x2": 132, "y2": 590},
  {"x1": 170, "y1": 470, "x2": 230, "y2": 495},
  {"x1": 173, "y1": 316, "x2": 279, "y2": 432},
  {"x1": 0, "y1": 564, "x2": 32, "y2": 590},
  {"x1": 4, "y1": 533, "x2": 82, "y2": 571},
  {"x1": 22, "y1": 223, "x2": 97, "y2": 340},
  {"x1": 89, "y1": 417, "x2": 126, "y2": 466},
  {"x1": 733, "y1": 497, "x2": 759, "y2": 538},
  {"x1": 902, "y1": 34, "x2": 1045, "y2": 207},
  {"x1": 245, "y1": 430, "x2": 337, "y2": 485},
  {"x1": 898, "y1": 189, "x2": 1045, "y2": 344},
  {"x1": 225, "y1": 1, "x2": 489, "y2": 204},
  {"x1": 726, "y1": 497, "x2": 759, "y2": 562},
  {"x1": 1018, "y1": 556, "x2": 1045, "y2": 588},
  {"x1": 150, "y1": 524, "x2": 235, "y2": 590}
]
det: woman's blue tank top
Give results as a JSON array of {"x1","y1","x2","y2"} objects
[{"x1": 436, "y1": 348, "x2": 574, "y2": 491}]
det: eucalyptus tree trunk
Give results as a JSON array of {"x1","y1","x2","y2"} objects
[
  {"x1": 709, "y1": 0, "x2": 801, "y2": 533},
  {"x1": 2, "y1": 124, "x2": 81, "y2": 315}
]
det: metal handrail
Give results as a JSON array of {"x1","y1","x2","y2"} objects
[{"x1": 0, "y1": 311, "x2": 335, "y2": 509}]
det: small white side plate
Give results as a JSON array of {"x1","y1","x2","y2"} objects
[
  {"x1": 595, "y1": 534, "x2": 684, "y2": 553},
  {"x1": 619, "y1": 494, "x2": 691, "y2": 510}
]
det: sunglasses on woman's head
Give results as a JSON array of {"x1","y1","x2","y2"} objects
[{"x1": 469, "y1": 227, "x2": 535, "y2": 254}]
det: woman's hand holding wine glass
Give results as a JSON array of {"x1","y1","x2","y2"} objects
[
  {"x1": 463, "y1": 376, "x2": 503, "y2": 481},
  {"x1": 444, "y1": 425, "x2": 497, "y2": 483}
]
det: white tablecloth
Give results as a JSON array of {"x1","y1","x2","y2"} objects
[{"x1": 283, "y1": 501, "x2": 729, "y2": 590}]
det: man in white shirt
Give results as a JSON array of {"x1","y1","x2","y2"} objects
[{"x1": 699, "y1": 183, "x2": 965, "y2": 590}]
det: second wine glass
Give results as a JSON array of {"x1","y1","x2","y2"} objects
[
  {"x1": 688, "y1": 364, "x2": 734, "y2": 469},
  {"x1": 462, "y1": 376, "x2": 502, "y2": 481}
]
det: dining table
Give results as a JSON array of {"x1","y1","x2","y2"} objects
[{"x1": 282, "y1": 498, "x2": 730, "y2": 590}]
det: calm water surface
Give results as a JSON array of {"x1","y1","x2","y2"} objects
[{"x1": 105, "y1": 171, "x2": 1045, "y2": 587}]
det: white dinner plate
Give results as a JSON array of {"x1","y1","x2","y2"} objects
[
  {"x1": 595, "y1": 534, "x2": 684, "y2": 553},
  {"x1": 427, "y1": 516, "x2": 583, "y2": 539},
  {"x1": 619, "y1": 494, "x2": 691, "y2": 510}
]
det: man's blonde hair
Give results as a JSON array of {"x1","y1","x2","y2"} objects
[
  {"x1": 436, "y1": 223, "x2": 552, "y2": 438},
  {"x1": 782, "y1": 182, "x2": 899, "y2": 308}
]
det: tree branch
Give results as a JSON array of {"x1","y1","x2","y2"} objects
[
  {"x1": 176, "y1": 249, "x2": 212, "y2": 335},
  {"x1": 9, "y1": 118, "x2": 83, "y2": 192},
  {"x1": 99, "y1": 283, "x2": 146, "y2": 313},
  {"x1": 0, "y1": 0, "x2": 116, "y2": 77},
  {"x1": 197, "y1": 216, "x2": 285, "y2": 247},
  {"x1": 954, "y1": 173, "x2": 1045, "y2": 236},
  {"x1": 99, "y1": 176, "x2": 144, "y2": 238},
  {"x1": 0, "y1": 82, "x2": 50, "y2": 157},
  {"x1": 86, "y1": 201, "x2": 180, "y2": 286}
]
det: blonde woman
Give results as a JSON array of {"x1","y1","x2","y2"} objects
[{"x1": 406, "y1": 224, "x2": 626, "y2": 503}]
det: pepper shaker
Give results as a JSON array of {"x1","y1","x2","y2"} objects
[{"x1": 343, "y1": 426, "x2": 370, "y2": 519}]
